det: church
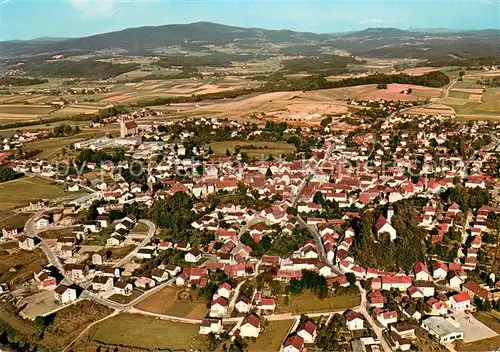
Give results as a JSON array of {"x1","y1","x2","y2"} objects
[{"x1": 120, "y1": 119, "x2": 138, "y2": 138}]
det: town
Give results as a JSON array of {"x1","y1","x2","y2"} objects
[{"x1": 1, "y1": 93, "x2": 500, "y2": 352}]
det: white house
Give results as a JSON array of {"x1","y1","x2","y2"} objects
[
  {"x1": 199, "y1": 318, "x2": 222, "y2": 335},
  {"x1": 217, "y1": 282, "x2": 232, "y2": 299},
  {"x1": 297, "y1": 320, "x2": 317, "y2": 343},
  {"x1": 450, "y1": 292, "x2": 471, "y2": 310},
  {"x1": 239, "y1": 314, "x2": 261, "y2": 338},
  {"x1": 377, "y1": 311, "x2": 398, "y2": 328},
  {"x1": 283, "y1": 335, "x2": 304, "y2": 352},
  {"x1": 54, "y1": 284, "x2": 77, "y2": 304},
  {"x1": 185, "y1": 249, "x2": 202, "y2": 263},
  {"x1": 235, "y1": 295, "x2": 251, "y2": 313},
  {"x1": 345, "y1": 311, "x2": 364, "y2": 330},
  {"x1": 210, "y1": 297, "x2": 228, "y2": 317}
]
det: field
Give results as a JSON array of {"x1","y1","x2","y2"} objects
[
  {"x1": 38, "y1": 227, "x2": 73, "y2": 239},
  {"x1": 0, "y1": 104, "x2": 56, "y2": 123},
  {"x1": 276, "y1": 291, "x2": 360, "y2": 314},
  {"x1": 40, "y1": 300, "x2": 114, "y2": 351},
  {"x1": 109, "y1": 244, "x2": 136, "y2": 259},
  {"x1": 134, "y1": 286, "x2": 207, "y2": 319},
  {"x1": 407, "y1": 103, "x2": 457, "y2": 116},
  {"x1": 86, "y1": 313, "x2": 207, "y2": 350},
  {"x1": 108, "y1": 290, "x2": 142, "y2": 304},
  {"x1": 0, "y1": 212, "x2": 33, "y2": 230},
  {"x1": 210, "y1": 140, "x2": 296, "y2": 157},
  {"x1": 248, "y1": 319, "x2": 294, "y2": 352},
  {"x1": 132, "y1": 222, "x2": 148, "y2": 233},
  {"x1": 0, "y1": 246, "x2": 47, "y2": 286},
  {"x1": 0, "y1": 177, "x2": 66, "y2": 210}
]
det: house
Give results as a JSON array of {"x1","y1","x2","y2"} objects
[
  {"x1": 381, "y1": 275, "x2": 412, "y2": 291},
  {"x1": 463, "y1": 280, "x2": 493, "y2": 300},
  {"x1": 92, "y1": 250, "x2": 110, "y2": 265},
  {"x1": 407, "y1": 286, "x2": 424, "y2": 300},
  {"x1": 210, "y1": 296, "x2": 229, "y2": 317},
  {"x1": 421, "y1": 316, "x2": 464, "y2": 345},
  {"x1": 101, "y1": 266, "x2": 120, "y2": 278},
  {"x1": 239, "y1": 313, "x2": 261, "y2": 337},
  {"x1": 135, "y1": 276, "x2": 156, "y2": 289},
  {"x1": 450, "y1": 292, "x2": 471, "y2": 310},
  {"x1": 377, "y1": 311, "x2": 398, "y2": 328},
  {"x1": 257, "y1": 298, "x2": 276, "y2": 312},
  {"x1": 283, "y1": 335, "x2": 304, "y2": 352},
  {"x1": 2, "y1": 227, "x2": 22, "y2": 239},
  {"x1": 164, "y1": 264, "x2": 181, "y2": 277},
  {"x1": 390, "y1": 331, "x2": 412, "y2": 351},
  {"x1": 114, "y1": 281, "x2": 133, "y2": 296},
  {"x1": 107, "y1": 236, "x2": 124, "y2": 247},
  {"x1": 297, "y1": 320, "x2": 317, "y2": 343},
  {"x1": 403, "y1": 305, "x2": 422, "y2": 321},
  {"x1": 92, "y1": 276, "x2": 114, "y2": 291},
  {"x1": 64, "y1": 264, "x2": 87, "y2": 282},
  {"x1": 345, "y1": 311, "x2": 364, "y2": 330},
  {"x1": 35, "y1": 215, "x2": 51, "y2": 229},
  {"x1": 199, "y1": 318, "x2": 222, "y2": 335},
  {"x1": 185, "y1": 248, "x2": 202, "y2": 263},
  {"x1": 151, "y1": 268, "x2": 169, "y2": 283},
  {"x1": 18, "y1": 236, "x2": 37, "y2": 251},
  {"x1": 449, "y1": 275, "x2": 463, "y2": 289},
  {"x1": 217, "y1": 282, "x2": 232, "y2": 299},
  {"x1": 414, "y1": 281, "x2": 435, "y2": 297},
  {"x1": 34, "y1": 267, "x2": 57, "y2": 290},
  {"x1": 432, "y1": 261, "x2": 448, "y2": 280},
  {"x1": 136, "y1": 248, "x2": 155, "y2": 259},
  {"x1": 54, "y1": 284, "x2": 77, "y2": 304},
  {"x1": 235, "y1": 295, "x2": 251, "y2": 313},
  {"x1": 413, "y1": 262, "x2": 430, "y2": 281}
]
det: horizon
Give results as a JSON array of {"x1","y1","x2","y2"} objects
[{"x1": 1, "y1": 0, "x2": 499, "y2": 41}]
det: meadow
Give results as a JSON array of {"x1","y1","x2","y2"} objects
[
  {"x1": 210, "y1": 140, "x2": 296, "y2": 157},
  {"x1": 0, "y1": 176, "x2": 66, "y2": 210}
]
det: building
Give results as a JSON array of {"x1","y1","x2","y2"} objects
[
  {"x1": 54, "y1": 284, "x2": 77, "y2": 304},
  {"x1": 199, "y1": 318, "x2": 222, "y2": 335},
  {"x1": 345, "y1": 311, "x2": 364, "y2": 331},
  {"x1": 18, "y1": 236, "x2": 37, "y2": 250},
  {"x1": 421, "y1": 316, "x2": 464, "y2": 345},
  {"x1": 283, "y1": 335, "x2": 304, "y2": 352},
  {"x1": 239, "y1": 313, "x2": 261, "y2": 337},
  {"x1": 450, "y1": 292, "x2": 471, "y2": 310},
  {"x1": 297, "y1": 320, "x2": 317, "y2": 343},
  {"x1": 185, "y1": 248, "x2": 202, "y2": 263},
  {"x1": 120, "y1": 118, "x2": 138, "y2": 138}
]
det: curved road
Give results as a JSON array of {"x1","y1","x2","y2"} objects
[{"x1": 113, "y1": 219, "x2": 156, "y2": 268}]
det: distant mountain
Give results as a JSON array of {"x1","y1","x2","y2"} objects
[{"x1": 0, "y1": 21, "x2": 498, "y2": 59}]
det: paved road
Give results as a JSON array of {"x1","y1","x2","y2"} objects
[
  {"x1": 226, "y1": 279, "x2": 247, "y2": 317},
  {"x1": 113, "y1": 219, "x2": 156, "y2": 268}
]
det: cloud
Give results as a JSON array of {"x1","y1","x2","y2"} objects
[
  {"x1": 67, "y1": 0, "x2": 120, "y2": 17},
  {"x1": 0, "y1": 0, "x2": 10, "y2": 4},
  {"x1": 360, "y1": 18, "x2": 384, "y2": 25}
]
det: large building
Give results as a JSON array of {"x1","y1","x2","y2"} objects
[{"x1": 421, "y1": 317, "x2": 463, "y2": 345}]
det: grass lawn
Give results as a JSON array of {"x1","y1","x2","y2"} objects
[
  {"x1": 132, "y1": 222, "x2": 148, "y2": 233},
  {"x1": 108, "y1": 290, "x2": 142, "y2": 304},
  {"x1": 135, "y1": 286, "x2": 207, "y2": 319},
  {"x1": 88, "y1": 313, "x2": 207, "y2": 350},
  {"x1": 109, "y1": 245, "x2": 136, "y2": 260},
  {"x1": 0, "y1": 247, "x2": 48, "y2": 287},
  {"x1": 248, "y1": 320, "x2": 294, "y2": 352},
  {"x1": 0, "y1": 212, "x2": 33, "y2": 230},
  {"x1": 210, "y1": 140, "x2": 296, "y2": 157},
  {"x1": 276, "y1": 291, "x2": 360, "y2": 314},
  {"x1": 0, "y1": 177, "x2": 66, "y2": 210},
  {"x1": 38, "y1": 227, "x2": 73, "y2": 239},
  {"x1": 82, "y1": 226, "x2": 114, "y2": 246}
]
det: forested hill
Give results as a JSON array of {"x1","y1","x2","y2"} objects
[{"x1": 1, "y1": 21, "x2": 499, "y2": 59}]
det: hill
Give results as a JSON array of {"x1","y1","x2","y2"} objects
[{"x1": 0, "y1": 22, "x2": 498, "y2": 59}]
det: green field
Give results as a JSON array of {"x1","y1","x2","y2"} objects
[
  {"x1": 0, "y1": 177, "x2": 66, "y2": 210},
  {"x1": 248, "y1": 320, "x2": 294, "y2": 352},
  {"x1": 88, "y1": 313, "x2": 207, "y2": 350},
  {"x1": 276, "y1": 291, "x2": 360, "y2": 314},
  {"x1": 210, "y1": 140, "x2": 296, "y2": 157}
]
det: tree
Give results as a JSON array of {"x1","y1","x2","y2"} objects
[
  {"x1": 225, "y1": 149, "x2": 231, "y2": 157},
  {"x1": 265, "y1": 168, "x2": 273, "y2": 179},
  {"x1": 0, "y1": 166, "x2": 16, "y2": 183},
  {"x1": 345, "y1": 272, "x2": 356, "y2": 285},
  {"x1": 459, "y1": 70, "x2": 465, "y2": 81},
  {"x1": 377, "y1": 83, "x2": 388, "y2": 89}
]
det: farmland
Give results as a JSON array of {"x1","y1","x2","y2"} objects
[
  {"x1": 0, "y1": 176, "x2": 66, "y2": 210},
  {"x1": 0, "y1": 212, "x2": 33, "y2": 230},
  {"x1": 134, "y1": 286, "x2": 207, "y2": 319},
  {"x1": 85, "y1": 313, "x2": 207, "y2": 350}
]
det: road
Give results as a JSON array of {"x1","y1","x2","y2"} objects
[
  {"x1": 226, "y1": 279, "x2": 247, "y2": 317},
  {"x1": 113, "y1": 219, "x2": 156, "y2": 268},
  {"x1": 355, "y1": 282, "x2": 392, "y2": 352}
]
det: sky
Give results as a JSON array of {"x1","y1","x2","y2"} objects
[{"x1": 0, "y1": 0, "x2": 498, "y2": 41}]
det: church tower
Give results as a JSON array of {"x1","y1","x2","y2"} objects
[
  {"x1": 387, "y1": 204, "x2": 394, "y2": 224},
  {"x1": 120, "y1": 118, "x2": 127, "y2": 138}
]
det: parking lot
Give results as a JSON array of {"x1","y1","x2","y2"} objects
[{"x1": 450, "y1": 310, "x2": 498, "y2": 343}]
